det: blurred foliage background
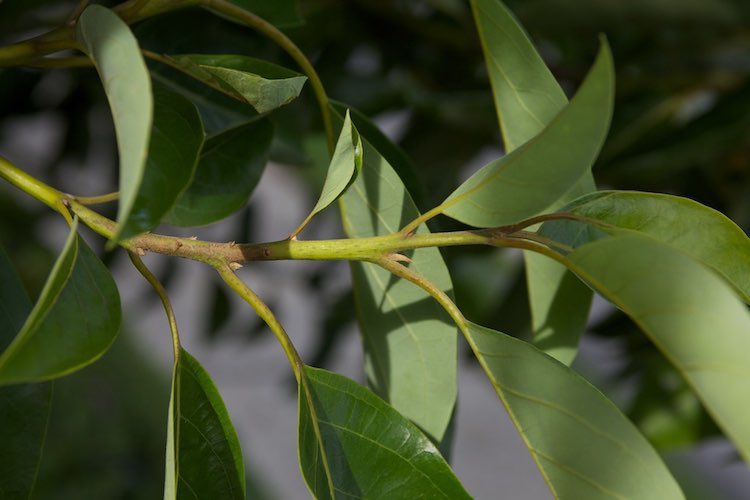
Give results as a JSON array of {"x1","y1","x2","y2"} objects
[{"x1": 1, "y1": 0, "x2": 749, "y2": 497}]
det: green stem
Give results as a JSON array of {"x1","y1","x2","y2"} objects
[
  {"x1": 73, "y1": 191, "x2": 119, "y2": 205},
  {"x1": 202, "y1": 0, "x2": 335, "y2": 153}
]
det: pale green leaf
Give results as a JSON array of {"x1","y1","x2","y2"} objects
[
  {"x1": 0, "y1": 220, "x2": 121, "y2": 384},
  {"x1": 164, "y1": 348, "x2": 245, "y2": 499},
  {"x1": 336, "y1": 107, "x2": 457, "y2": 443},
  {"x1": 76, "y1": 5, "x2": 153, "y2": 244},
  {"x1": 298, "y1": 366, "x2": 470, "y2": 499}
]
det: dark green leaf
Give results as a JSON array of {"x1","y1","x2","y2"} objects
[
  {"x1": 0, "y1": 249, "x2": 52, "y2": 497},
  {"x1": 119, "y1": 82, "x2": 204, "y2": 239},
  {"x1": 0, "y1": 220, "x2": 121, "y2": 384},
  {"x1": 166, "y1": 118, "x2": 273, "y2": 227},
  {"x1": 464, "y1": 321, "x2": 684, "y2": 498},
  {"x1": 165, "y1": 348, "x2": 245, "y2": 499},
  {"x1": 336, "y1": 108, "x2": 458, "y2": 443},
  {"x1": 563, "y1": 234, "x2": 750, "y2": 462},
  {"x1": 164, "y1": 54, "x2": 306, "y2": 114},
  {"x1": 439, "y1": 40, "x2": 613, "y2": 227},
  {"x1": 76, "y1": 5, "x2": 153, "y2": 244},
  {"x1": 298, "y1": 366, "x2": 470, "y2": 499}
]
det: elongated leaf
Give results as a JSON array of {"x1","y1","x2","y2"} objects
[
  {"x1": 119, "y1": 82, "x2": 204, "y2": 239},
  {"x1": 463, "y1": 322, "x2": 684, "y2": 498},
  {"x1": 0, "y1": 221, "x2": 121, "y2": 384},
  {"x1": 561, "y1": 234, "x2": 750, "y2": 462},
  {"x1": 76, "y1": 5, "x2": 152, "y2": 243},
  {"x1": 165, "y1": 348, "x2": 245, "y2": 499},
  {"x1": 226, "y1": 0, "x2": 302, "y2": 27},
  {"x1": 541, "y1": 190, "x2": 750, "y2": 302},
  {"x1": 336, "y1": 109, "x2": 457, "y2": 443},
  {"x1": 0, "y1": 249, "x2": 51, "y2": 497},
  {"x1": 471, "y1": 0, "x2": 596, "y2": 365},
  {"x1": 298, "y1": 366, "x2": 470, "y2": 499},
  {"x1": 297, "y1": 111, "x2": 362, "y2": 231},
  {"x1": 164, "y1": 54, "x2": 306, "y2": 114},
  {"x1": 439, "y1": 40, "x2": 613, "y2": 228},
  {"x1": 166, "y1": 118, "x2": 273, "y2": 226}
]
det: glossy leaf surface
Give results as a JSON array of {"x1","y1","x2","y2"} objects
[
  {"x1": 119, "y1": 82, "x2": 204, "y2": 239},
  {"x1": 565, "y1": 234, "x2": 750, "y2": 462},
  {"x1": 76, "y1": 5, "x2": 152, "y2": 243},
  {"x1": 165, "y1": 54, "x2": 306, "y2": 114},
  {"x1": 0, "y1": 249, "x2": 51, "y2": 497},
  {"x1": 542, "y1": 190, "x2": 750, "y2": 302},
  {"x1": 298, "y1": 366, "x2": 470, "y2": 499},
  {"x1": 167, "y1": 118, "x2": 273, "y2": 226},
  {"x1": 0, "y1": 221, "x2": 121, "y2": 384},
  {"x1": 440, "y1": 41, "x2": 613, "y2": 228},
  {"x1": 336, "y1": 108, "x2": 457, "y2": 443},
  {"x1": 165, "y1": 348, "x2": 245, "y2": 499},
  {"x1": 465, "y1": 322, "x2": 684, "y2": 499},
  {"x1": 471, "y1": 0, "x2": 595, "y2": 365}
]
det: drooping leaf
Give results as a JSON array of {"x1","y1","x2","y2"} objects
[
  {"x1": 470, "y1": 0, "x2": 596, "y2": 365},
  {"x1": 0, "y1": 249, "x2": 52, "y2": 497},
  {"x1": 166, "y1": 118, "x2": 273, "y2": 227},
  {"x1": 76, "y1": 5, "x2": 153, "y2": 243},
  {"x1": 335, "y1": 108, "x2": 458, "y2": 443},
  {"x1": 223, "y1": 0, "x2": 303, "y2": 27},
  {"x1": 0, "y1": 220, "x2": 121, "y2": 384},
  {"x1": 163, "y1": 54, "x2": 307, "y2": 114},
  {"x1": 439, "y1": 40, "x2": 613, "y2": 228},
  {"x1": 298, "y1": 366, "x2": 470, "y2": 499},
  {"x1": 296, "y1": 110, "x2": 362, "y2": 232},
  {"x1": 119, "y1": 82, "x2": 204, "y2": 239},
  {"x1": 463, "y1": 321, "x2": 684, "y2": 499},
  {"x1": 165, "y1": 348, "x2": 245, "y2": 499},
  {"x1": 562, "y1": 234, "x2": 750, "y2": 462},
  {"x1": 541, "y1": 190, "x2": 750, "y2": 303}
]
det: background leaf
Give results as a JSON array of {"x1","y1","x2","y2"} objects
[
  {"x1": 564, "y1": 234, "x2": 750, "y2": 462},
  {"x1": 119, "y1": 82, "x2": 204, "y2": 239},
  {"x1": 0, "y1": 249, "x2": 51, "y2": 497},
  {"x1": 166, "y1": 118, "x2": 273, "y2": 227},
  {"x1": 336, "y1": 106, "x2": 458, "y2": 443},
  {"x1": 440, "y1": 41, "x2": 613, "y2": 227},
  {"x1": 165, "y1": 348, "x2": 245, "y2": 499},
  {"x1": 298, "y1": 366, "x2": 470, "y2": 499},
  {"x1": 76, "y1": 5, "x2": 152, "y2": 243},
  {"x1": 0, "y1": 221, "x2": 121, "y2": 384}
]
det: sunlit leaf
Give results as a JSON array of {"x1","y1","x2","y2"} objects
[
  {"x1": 561, "y1": 234, "x2": 750, "y2": 462},
  {"x1": 298, "y1": 366, "x2": 470, "y2": 499},
  {"x1": 166, "y1": 118, "x2": 273, "y2": 227},
  {"x1": 164, "y1": 348, "x2": 245, "y2": 499},
  {"x1": 439, "y1": 40, "x2": 613, "y2": 227},
  {"x1": 164, "y1": 54, "x2": 307, "y2": 114},
  {"x1": 335, "y1": 108, "x2": 458, "y2": 443},
  {"x1": 0, "y1": 220, "x2": 121, "y2": 384},
  {"x1": 76, "y1": 5, "x2": 153, "y2": 244},
  {"x1": 464, "y1": 321, "x2": 684, "y2": 498},
  {"x1": 0, "y1": 249, "x2": 51, "y2": 497},
  {"x1": 119, "y1": 82, "x2": 204, "y2": 239}
]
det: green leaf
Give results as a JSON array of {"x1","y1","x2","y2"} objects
[
  {"x1": 464, "y1": 322, "x2": 684, "y2": 498},
  {"x1": 119, "y1": 82, "x2": 204, "y2": 239},
  {"x1": 336, "y1": 109, "x2": 458, "y2": 443},
  {"x1": 76, "y1": 5, "x2": 153, "y2": 244},
  {"x1": 439, "y1": 40, "x2": 614, "y2": 228},
  {"x1": 542, "y1": 190, "x2": 750, "y2": 303},
  {"x1": 0, "y1": 249, "x2": 52, "y2": 497},
  {"x1": 298, "y1": 366, "x2": 470, "y2": 499},
  {"x1": 165, "y1": 348, "x2": 245, "y2": 499},
  {"x1": 470, "y1": 0, "x2": 596, "y2": 365},
  {"x1": 562, "y1": 234, "x2": 750, "y2": 462},
  {"x1": 166, "y1": 118, "x2": 273, "y2": 227},
  {"x1": 296, "y1": 110, "x2": 362, "y2": 231},
  {"x1": 0, "y1": 221, "x2": 121, "y2": 384},
  {"x1": 226, "y1": 0, "x2": 302, "y2": 27},
  {"x1": 164, "y1": 54, "x2": 307, "y2": 114}
]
